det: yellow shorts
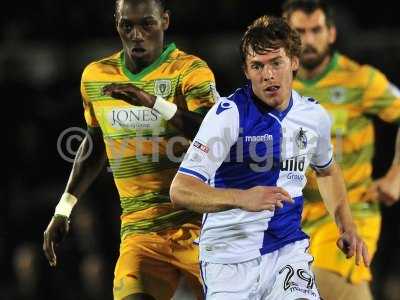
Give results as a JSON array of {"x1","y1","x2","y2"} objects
[
  {"x1": 307, "y1": 213, "x2": 381, "y2": 284},
  {"x1": 113, "y1": 223, "x2": 202, "y2": 300}
]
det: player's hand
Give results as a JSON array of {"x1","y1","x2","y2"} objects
[
  {"x1": 102, "y1": 83, "x2": 156, "y2": 108},
  {"x1": 43, "y1": 215, "x2": 70, "y2": 267},
  {"x1": 366, "y1": 166, "x2": 400, "y2": 206},
  {"x1": 236, "y1": 186, "x2": 293, "y2": 212},
  {"x1": 337, "y1": 228, "x2": 370, "y2": 267}
]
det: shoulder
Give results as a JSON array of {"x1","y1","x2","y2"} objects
[
  {"x1": 337, "y1": 53, "x2": 386, "y2": 84},
  {"x1": 293, "y1": 89, "x2": 321, "y2": 109},
  {"x1": 293, "y1": 90, "x2": 331, "y2": 126},
  {"x1": 225, "y1": 86, "x2": 251, "y2": 106},
  {"x1": 199, "y1": 97, "x2": 239, "y2": 130},
  {"x1": 81, "y1": 51, "x2": 122, "y2": 81},
  {"x1": 339, "y1": 53, "x2": 380, "y2": 75},
  {"x1": 213, "y1": 86, "x2": 256, "y2": 120},
  {"x1": 170, "y1": 48, "x2": 212, "y2": 73},
  {"x1": 209, "y1": 96, "x2": 239, "y2": 117},
  {"x1": 336, "y1": 53, "x2": 361, "y2": 72}
]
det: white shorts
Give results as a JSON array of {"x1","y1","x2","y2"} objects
[{"x1": 200, "y1": 239, "x2": 320, "y2": 300}]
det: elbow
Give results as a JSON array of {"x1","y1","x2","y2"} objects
[
  {"x1": 315, "y1": 161, "x2": 338, "y2": 177},
  {"x1": 169, "y1": 177, "x2": 186, "y2": 208}
]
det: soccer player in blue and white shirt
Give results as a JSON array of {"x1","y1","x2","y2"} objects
[{"x1": 170, "y1": 16, "x2": 370, "y2": 300}]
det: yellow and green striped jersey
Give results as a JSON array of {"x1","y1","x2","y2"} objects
[
  {"x1": 80, "y1": 43, "x2": 216, "y2": 240},
  {"x1": 293, "y1": 52, "x2": 400, "y2": 228}
]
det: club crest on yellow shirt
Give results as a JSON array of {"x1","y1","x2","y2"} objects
[
  {"x1": 154, "y1": 79, "x2": 172, "y2": 97},
  {"x1": 330, "y1": 87, "x2": 347, "y2": 104}
]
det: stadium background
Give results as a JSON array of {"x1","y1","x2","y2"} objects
[{"x1": 2, "y1": 0, "x2": 400, "y2": 299}]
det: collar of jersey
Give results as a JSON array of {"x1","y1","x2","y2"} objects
[
  {"x1": 247, "y1": 83, "x2": 294, "y2": 121},
  {"x1": 297, "y1": 51, "x2": 339, "y2": 86},
  {"x1": 269, "y1": 93, "x2": 293, "y2": 121},
  {"x1": 120, "y1": 43, "x2": 177, "y2": 81}
]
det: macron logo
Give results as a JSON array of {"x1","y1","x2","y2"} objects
[
  {"x1": 245, "y1": 134, "x2": 273, "y2": 142},
  {"x1": 216, "y1": 101, "x2": 232, "y2": 115}
]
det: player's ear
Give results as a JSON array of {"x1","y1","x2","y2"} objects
[
  {"x1": 291, "y1": 56, "x2": 299, "y2": 72},
  {"x1": 162, "y1": 10, "x2": 170, "y2": 31},
  {"x1": 328, "y1": 25, "x2": 337, "y2": 44},
  {"x1": 243, "y1": 64, "x2": 250, "y2": 80},
  {"x1": 114, "y1": 12, "x2": 120, "y2": 30}
]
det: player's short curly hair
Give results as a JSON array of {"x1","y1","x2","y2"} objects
[
  {"x1": 240, "y1": 15, "x2": 301, "y2": 63},
  {"x1": 282, "y1": 0, "x2": 334, "y2": 27}
]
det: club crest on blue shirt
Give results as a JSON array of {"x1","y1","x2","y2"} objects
[{"x1": 295, "y1": 128, "x2": 307, "y2": 150}]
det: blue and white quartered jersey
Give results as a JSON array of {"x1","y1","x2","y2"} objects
[{"x1": 178, "y1": 85, "x2": 333, "y2": 263}]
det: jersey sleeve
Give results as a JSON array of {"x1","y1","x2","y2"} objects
[
  {"x1": 310, "y1": 106, "x2": 334, "y2": 171},
  {"x1": 361, "y1": 66, "x2": 400, "y2": 124},
  {"x1": 180, "y1": 58, "x2": 218, "y2": 116},
  {"x1": 80, "y1": 65, "x2": 99, "y2": 127},
  {"x1": 178, "y1": 98, "x2": 239, "y2": 182}
]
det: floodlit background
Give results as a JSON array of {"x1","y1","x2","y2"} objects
[{"x1": 2, "y1": 1, "x2": 400, "y2": 299}]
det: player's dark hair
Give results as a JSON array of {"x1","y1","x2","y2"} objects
[
  {"x1": 115, "y1": 0, "x2": 167, "y2": 17},
  {"x1": 282, "y1": 0, "x2": 335, "y2": 27},
  {"x1": 240, "y1": 15, "x2": 301, "y2": 64}
]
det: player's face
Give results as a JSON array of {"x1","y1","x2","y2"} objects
[
  {"x1": 116, "y1": 0, "x2": 169, "y2": 70},
  {"x1": 287, "y1": 9, "x2": 336, "y2": 70},
  {"x1": 244, "y1": 47, "x2": 299, "y2": 111}
]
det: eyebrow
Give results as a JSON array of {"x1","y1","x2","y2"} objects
[
  {"x1": 248, "y1": 55, "x2": 284, "y2": 66},
  {"x1": 250, "y1": 54, "x2": 283, "y2": 61},
  {"x1": 269, "y1": 55, "x2": 283, "y2": 61},
  {"x1": 249, "y1": 60, "x2": 263, "y2": 65},
  {"x1": 119, "y1": 15, "x2": 157, "y2": 21},
  {"x1": 295, "y1": 25, "x2": 322, "y2": 30}
]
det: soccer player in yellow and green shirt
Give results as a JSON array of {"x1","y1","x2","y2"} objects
[
  {"x1": 283, "y1": 1, "x2": 400, "y2": 299},
  {"x1": 43, "y1": 1, "x2": 216, "y2": 299}
]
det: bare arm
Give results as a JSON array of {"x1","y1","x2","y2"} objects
[
  {"x1": 43, "y1": 126, "x2": 107, "y2": 266},
  {"x1": 168, "y1": 107, "x2": 203, "y2": 139},
  {"x1": 315, "y1": 161, "x2": 354, "y2": 233},
  {"x1": 391, "y1": 127, "x2": 400, "y2": 165},
  {"x1": 315, "y1": 161, "x2": 370, "y2": 266},
  {"x1": 64, "y1": 126, "x2": 107, "y2": 198},
  {"x1": 170, "y1": 173, "x2": 292, "y2": 214},
  {"x1": 367, "y1": 127, "x2": 400, "y2": 205},
  {"x1": 170, "y1": 173, "x2": 238, "y2": 213}
]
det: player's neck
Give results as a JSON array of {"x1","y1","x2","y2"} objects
[
  {"x1": 125, "y1": 57, "x2": 150, "y2": 74},
  {"x1": 124, "y1": 48, "x2": 164, "y2": 74},
  {"x1": 298, "y1": 55, "x2": 332, "y2": 81}
]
